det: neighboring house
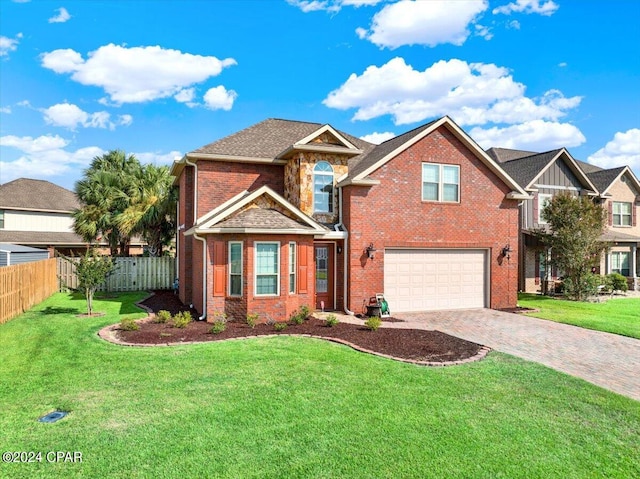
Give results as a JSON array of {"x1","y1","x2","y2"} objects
[
  {"x1": 487, "y1": 148, "x2": 640, "y2": 292},
  {"x1": 172, "y1": 116, "x2": 528, "y2": 321},
  {"x1": 587, "y1": 166, "x2": 640, "y2": 290},
  {"x1": 0, "y1": 243, "x2": 50, "y2": 266},
  {"x1": 0, "y1": 178, "x2": 87, "y2": 256}
]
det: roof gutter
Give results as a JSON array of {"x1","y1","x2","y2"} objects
[{"x1": 193, "y1": 233, "x2": 207, "y2": 321}]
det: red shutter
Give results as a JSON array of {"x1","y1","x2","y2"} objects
[
  {"x1": 297, "y1": 243, "x2": 309, "y2": 294},
  {"x1": 608, "y1": 201, "x2": 613, "y2": 226},
  {"x1": 213, "y1": 241, "x2": 225, "y2": 297}
]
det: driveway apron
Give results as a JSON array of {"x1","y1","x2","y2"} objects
[{"x1": 356, "y1": 309, "x2": 640, "y2": 401}]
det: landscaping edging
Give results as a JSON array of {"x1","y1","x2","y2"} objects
[{"x1": 97, "y1": 319, "x2": 491, "y2": 367}]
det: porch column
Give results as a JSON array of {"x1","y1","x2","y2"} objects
[
  {"x1": 632, "y1": 245, "x2": 638, "y2": 291},
  {"x1": 605, "y1": 247, "x2": 611, "y2": 274}
]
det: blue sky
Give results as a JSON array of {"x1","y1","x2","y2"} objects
[{"x1": 1, "y1": 0, "x2": 639, "y2": 190}]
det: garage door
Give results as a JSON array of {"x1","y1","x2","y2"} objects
[{"x1": 384, "y1": 249, "x2": 487, "y2": 312}]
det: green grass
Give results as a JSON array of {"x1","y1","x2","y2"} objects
[
  {"x1": 518, "y1": 293, "x2": 640, "y2": 339},
  {"x1": 1, "y1": 292, "x2": 639, "y2": 478}
]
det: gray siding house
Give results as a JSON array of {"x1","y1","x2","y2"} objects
[{"x1": 0, "y1": 243, "x2": 50, "y2": 267}]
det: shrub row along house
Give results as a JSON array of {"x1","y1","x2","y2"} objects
[{"x1": 171, "y1": 116, "x2": 531, "y2": 321}]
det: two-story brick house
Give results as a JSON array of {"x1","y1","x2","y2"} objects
[{"x1": 172, "y1": 116, "x2": 529, "y2": 321}]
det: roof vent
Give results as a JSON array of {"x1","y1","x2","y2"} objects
[{"x1": 38, "y1": 411, "x2": 68, "y2": 423}]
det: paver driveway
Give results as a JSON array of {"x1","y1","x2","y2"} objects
[{"x1": 339, "y1": 309, "x2": 640, "y2": 401}]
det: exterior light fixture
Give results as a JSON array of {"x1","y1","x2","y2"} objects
[
  {"x1": 366, "y1": 243, "x2": 376, "y2": 260},
  {"x1": 502, "y1": 244, "x2": 512, "y2": 260}
]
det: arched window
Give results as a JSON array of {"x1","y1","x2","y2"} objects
[{"x1": 313, "y1": 161, "x2": 334, "y2": 213}]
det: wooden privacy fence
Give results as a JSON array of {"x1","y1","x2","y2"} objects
[
  {"x1": 57, "y1": 257, "x2": 176, "y2": 292},
  {"x1": 0, "y1": 258, "x2": 58, "y2": 324}
]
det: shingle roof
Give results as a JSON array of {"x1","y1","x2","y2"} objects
[
  {"x1": 600, "y1": 230, "x2": 640, "y2": 242},
  {"x1": 0, "y1": 178, "x2": 80, "y2": 212},
  {"x1": 575, "y1": 160, "x2": 603, "y2": 174},
  {"x1": 587, "y1": 167, "x2": 626, "y2": 193},
  {"x1": 0, "y1": 230, "x2": 87, "y2": 245},
  {"x1": 485, "y1": 147, "x2": 539, "y2": 163},
  {"x1": 192, "y1": 118, "x2": 374, "y2": 159},
  {"x1": 499, "y1": 150, "x2": 564, "y2": 188},
  {"x1": 214, "y1": 208, "x2": 317, "y2": 230},
  {"x1": 345, "y1": 119, "x2": 439, "y2": 180}
]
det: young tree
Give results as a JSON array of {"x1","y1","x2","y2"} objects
[
  {"x1": 536, "y1": 193, "x2": 607, "y2": 301},
  {"x1": 62, "y1": 249, "x2": 115, "y2": 316}
]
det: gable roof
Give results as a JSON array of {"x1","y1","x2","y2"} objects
[
  {"x1": 0, "y1": 178, "x2": 80, "y2": 213},
  {"x1": 189, "y1": 185, "x2": 327, "y2": 235},
  {"x1": 339, "y1": 116, "x2": 529, "y2": 199},
  {"x1": 499, "y1": 148, "x2": 599, "y2": 193},
  {"x1": 485, "y1": 147, "x2": 539, "y2": 163},
  {"x1": 588, "y1": 166, "x2": 640, "y2": 196}
]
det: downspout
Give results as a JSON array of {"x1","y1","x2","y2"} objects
[
  {"x1": 185, "y1": 156, "x2": 206, "y2": 321},
  {"x1": 336, "y1": 186, "x2": 354, "y2": 315},
  {"x1": 193, "y1": 232, "x2": 207, "y2": 321}
]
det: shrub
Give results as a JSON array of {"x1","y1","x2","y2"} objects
[
  {"x1": 291, "y1": 310, "x2": 305, "y2": 325},
  {"x1": 364, "y1": 316, "x2": 382, "y2": 331},
  {"x1": 246, "y1": 313, "x2": 259, "y2": 329},
  {"x1": 564, "y1": 274, "x2": 600, "y2": 300},
  {"x1": 299, "y1": 305, "x2": 311, "y2": 319},
  {"x1": 211, "y1": 311, "x2": 228, "y2": 323},
  {"x1": 154, "y1": 310, "x2": 172, "y2": 324},
  {"x1": 210, "y1": 321, "x2": 226, "y2": 334},
  {"x1": 120, "y1": 318, "x2": 139, "y2": 331},
  {"x1": 274, "y1": 322, "x2": 287, "y2": 332},
  {"x1": 172, "y1": 311, "x2": 193, "y2": 328},
  {"x1": 607, "y1": 273, "x2": 628, "y2": 293},
  {"x1": 325, "y1": 314, "x2": 339, "y2": 327}
]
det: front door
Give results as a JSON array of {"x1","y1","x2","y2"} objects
[{"x1": 314, "y1": 244, "x2": 334, "y2": 310}]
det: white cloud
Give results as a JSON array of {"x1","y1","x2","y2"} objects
[
  {"x1": 0, "y1": 33, "x2": 22, "y2": 57},
  {"x1": 357, "y1": 0, "x2": 488, "y2": 49},
  {"x1": 0, "y1": 106, "x2": 11, "y2": 114},
  {"x1": 49, "y1": 7, "x2": 71, "y2": 23},
  {"x1": 134, "y1": 150, "x2": 183, "y2": 166},
  {"x1": 203, "y1": 85, "x2": 237, "y2": 110},
  {"x1": 587, "y1": 129, "x2": 640, "y2": 173},
  {"x1": 41, "y1": 102, "x2": 133, "y2": 130},
  {"x1": 360, "y1": 131, "x2": 395, "y2": 144},
  {"x1": 0, "y1": 134, "x2": 103, "y2": 182},
  {"x1": 324, "y1": 58, "x2": 582, "y2": 126},
  {"x1": 287, "y1": 0, "x2": 381, "y2": 13},
  {"x1": 474, "y1": 24, "x2": 493, "y2": 40},
  {"x1": 558, "y1": 62, "x2": 567, "y2": 67},
  {"x1": 41, "y1": 44, "x2": 237, "y2": 104},
  {"x1": 493, "y1": 0, "x2": 558, "y2": 16},
  {"x1": 174, "y1": 88, "x2": 196, "y2": 103},
  {"x1": 507, "y1": 19, "x2": 521, "y2": 29},
  {"x1": 470, "y1": 120, "x2": 586, "y2": 150}
]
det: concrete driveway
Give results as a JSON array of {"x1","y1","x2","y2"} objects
[{"x1": 340, "y1": 308, "x2": 640, "y2": 401}]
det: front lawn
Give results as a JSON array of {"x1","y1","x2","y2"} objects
[
  {"x1": 518, "y1": 293, "x2": 640, "y2": 339},
  {"x1": 1, "y1": 292, "x2": 639, "y2": 478}
]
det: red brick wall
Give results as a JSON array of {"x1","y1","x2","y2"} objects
[
  {"x1": 177, "y1": 167, "x2": 194, "y2": 306},
  {"x1": 343, "y1": 125, "x2": 520, "y2": 311},
  {"x1": 196, "y1": 234, "x2": 315, "y2": 322},
  {"x1": 196, "y1": 161, "x2": 285, "y2": 218}
]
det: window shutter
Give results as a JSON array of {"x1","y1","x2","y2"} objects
[
  {"x1": 533, "y1": 193, "x2": 539, "y2": 225},
  {"x1": 608, "y1": 201, "x2": 613, "y2": 226},
  {"x1": 633, "y1": 201, "x2": 638, "y2": 227},
  {"x1": 213, "y1": 241, "x2": 225, "y2": 297},
  {"x1": 297, "y1": 243, "x2": 309, "y2": 294}
]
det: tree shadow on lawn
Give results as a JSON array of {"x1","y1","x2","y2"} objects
[{"x1": 40, "y1": 306, "x2": 81, "y2": 315}]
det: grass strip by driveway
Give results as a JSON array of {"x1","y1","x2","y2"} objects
[
  {"x1": 1, "y1": 292, "x2": 639, "y2": 479},
  {"x1": 518, "y1": 293, "x2": 640, "y2": 339}
]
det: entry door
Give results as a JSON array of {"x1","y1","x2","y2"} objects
[{"x1": 314, "y1": 244, "x2": 334, "y2": 310}]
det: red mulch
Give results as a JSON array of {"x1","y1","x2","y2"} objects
[{"x1": 119, "y1": 291, "x2": 485, "y2": 363}]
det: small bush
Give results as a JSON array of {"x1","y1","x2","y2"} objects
[
  {"x1": 325, "y1": 314, "x2": 339, "y2": 327},
  {"x1": 154, "y1": 310, "x2": 172, "y2": 324},
  {"x1": 364, "y1": 316, "x2": 382, "y2": 331},
  {"x1": 291, "y1": 310, "x2": 305, "y2": 325},
  {"x1": 210, "y1": 320, "x2": 226, "y2": 334},
  {"x1": 607, "y1": 273, "x2": 628, "y2": 293},
  {"x1": 173, "y1": 311, "x2": 193, "y2": 328},
  {"x1": 274, "y1": 322, "x2": 287, "y2": 332},
  {"x1": 120, "y1": 318, "x2": 139, "y2": 331},
  {"x1": 246, "y1": 313, "x2": 259, "y2": 329},
  {"x1": 299, "y1": 305, "x2": 311, "y2": 319}
]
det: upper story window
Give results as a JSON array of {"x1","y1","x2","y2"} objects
[
  {"x1": 613, "y1": 202, "x2": 632, "y2": 226},
  {"x1": 0, "y1": 210, "x2": 4, "y2": 229},
  {"x1": 538, "y1": 194, "x2": 553, "y2": 224},
  {"x1": 313, "y1": 162, "x2": 334, "y2": 213},
  {"x1": 422, "y1": 164, "x2": 459, "y2": 202}
]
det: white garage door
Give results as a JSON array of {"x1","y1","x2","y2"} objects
[{"x1": 384, "y1": 249, "x2": 487, "y2": 312}]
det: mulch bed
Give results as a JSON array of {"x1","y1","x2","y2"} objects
[{"x1": 111, "y1": 291, "x2": 488, "y2": 365}]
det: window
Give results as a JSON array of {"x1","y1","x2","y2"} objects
[
  {"x1": 228, "y1": 242, "x2": 242, "y2": 296},
  {"x1": 611, "y1": 252, "x2": 630, "y2": 276},
  {"x1": 255, "y1": 242, "x2": 280, "y2": 296},
  {"x1": 289, "y1": 242, "x2": 296, "y2": 294},
  {"x1": 613, "y1": 202, "x2": 632, "y2": 226},
  {"x1": 421, "y1": 164, "x2": 459, "y2": 202},
  {"x1": 313, "y1": 162, "x2": 334, "y2": 213},
  {"x1": 538, "y1": 194, "x2": 552, "y2": 224},
  {"x1": 0, "y1": 210, "x2": 4, "y2": 229}
]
